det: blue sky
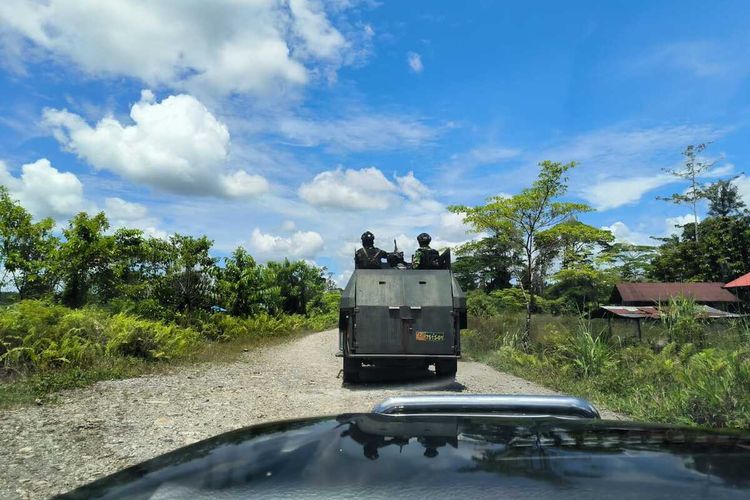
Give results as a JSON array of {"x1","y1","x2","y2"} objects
[{"x1": 1, "y1": 0, "x2": 749, "y2": 283}]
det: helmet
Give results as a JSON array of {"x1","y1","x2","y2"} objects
[
  {"x1": 417, "y1": 232, "x2": 432, "y2": 246},
  {"x1": 361, "y1": 231, "x2": 375, "y2": 246}
]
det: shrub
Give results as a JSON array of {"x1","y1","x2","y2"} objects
[
  {"x1": 105, "y1": 314, "x2": 200, "y2": 360},
  {"x1": 557, "y1": 320, "x2": 612, "y2": 378},
  {"x1": 660, "y1": 295, "x2": 705, "y2": 346}
]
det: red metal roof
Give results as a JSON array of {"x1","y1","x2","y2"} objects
[
  {"x1": 724, "y1": 272, "x2": 750, "y2": 289},
  {"x1": 614, "y1": 282, "x2": 739, "y2": 304}
]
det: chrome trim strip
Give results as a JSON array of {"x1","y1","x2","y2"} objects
[{"x1": 372, "y1": 394, "x2": 601, "y2": 419}]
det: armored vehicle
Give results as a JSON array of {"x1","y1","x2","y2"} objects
[{"x1": 338, "y1": 248, "x2": 467, "y2": 383}]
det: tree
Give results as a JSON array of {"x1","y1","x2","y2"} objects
[
  {"x1": 452, "y1": 233, "x2": 517, "y2": 292},
  {"x1": 547, "y1": 266, "x2": 618, "y2": 313},
  {"x1": 153, "y1": 234, "x2": 218, "y2": 315},
  {"x1": 599, "y1": 242, "x2": 657, "y2": 282},
  {"x1": 0, "y1": 187, "x2": 59, "y2": 298},
  {"x1": 266, "y1": 259, "x2": 326, "y2": 315},
  {"x1": 649, "y1": 214, "x2": 750, "y2": 282},
  {"x1": 219, "y1": 247, "x2": 282, "y2": 316},
  {"x1": 451, "y1": 160, "x2": 595, "y2": 344},
  {"x1": 705, "y1": 177, "x2": 747, "y2": 217},
  {"x1": 658, "y1": 143, "x2": 716, "y2": 243},
  {"x1": 538, "y1": 219, "x2": 614, "y2": 270},
  {"x1": 58, "y1": 212, "x2": 113, "y2": 307}
]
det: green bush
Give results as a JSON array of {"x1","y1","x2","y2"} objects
[{"x1": 463, "y1": 310, "x2": 750, "y2": 428}]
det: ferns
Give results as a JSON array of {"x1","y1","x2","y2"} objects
[{"x1": 0, "y1": 300, "x2": 337, "y2": 375}]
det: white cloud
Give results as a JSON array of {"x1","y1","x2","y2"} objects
[
  {"x1": 0, "y1": 158, "x2": 88, "y2": 219},
  {"x1": 104, "y1": 197, "x2": 166, "y2": 239},
  {"x1": 665, "y1": 214, "x2": 698, "y2": 236},
  {"x1": 438, "y1": 211, "x2": 470, "y2": 240},
  {"x1": 407, "y1": 51, "x2": 423, "y2": 73},
  {"x1": 298, "y1": 166, "x2": 398, "y2": 210},
  {"x1": 734, "y1": 174, "x2": 750, "y2": 206},
  {"x1": 249, "y1": 227, "x2": 324, "y2": 259},
  {"x1": 0, "y1": 0, "x2": 354, "y2": 96},
  {"x1": 43, "y1": 92, "x2": 269, "y2": 198},
  {"x1": 396, "y1": 171, "x2": 431, "y2": 200},
  {"x1": 580, "y1": 174, "x2": 673, "y2": 210},
  {"x1": 601, "y1": 221, "x2": 653, "y2": 246}
]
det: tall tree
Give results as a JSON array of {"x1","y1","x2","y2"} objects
[
  {"x1": 219, "y1": 247, "x2": 282, "y2": 316},
  {"x1": 451, "y1": 160, "x2": 594, "y2": 344},
  {"x1": 0, "y1": 187, "x2": 59, "y2": 298},
  {"x1": 599, "y1": 242, "x2": 657, "y2": 282},
  {"x1": 58, "y1": 212, "x2": 113, "y2": 307},
  {"x1": 452, "y1": 232, "x2": 518, "y2": 292},
  {"x1": 155, "y1": 234, "x2": 218, "y2": 315},
  {"x1": 658, "y1": 143, "x2": 715, "y2": 243},
  {"x1": 705, "y1": 177, "x2": 747, "y2": 217}
]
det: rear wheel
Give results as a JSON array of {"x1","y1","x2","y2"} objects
[
  {"x1": 435, "y1": 358, "x2": 457, "y2": 378},
  {"x1": 343, "y1": 357, "x2": 360, "y2": 383}
]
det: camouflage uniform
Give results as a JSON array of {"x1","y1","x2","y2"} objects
[{"x1": 413, "y1": 232, "x2": 440, "y2": 269}]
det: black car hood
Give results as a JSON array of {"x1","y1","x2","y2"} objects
[{"x1": 59, "y1": 414, "x2": 750, "y2": 499}]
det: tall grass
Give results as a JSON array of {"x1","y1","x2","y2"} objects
[{"x1": 463, "y1": 309, "x2": 750, "y2": 428}]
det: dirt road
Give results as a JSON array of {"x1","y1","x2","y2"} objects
[{"x1": 1, "y1": 329, "x2": 620, "y2": 499}]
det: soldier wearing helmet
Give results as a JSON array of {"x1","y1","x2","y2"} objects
[
  {"x1": 355, "y1": 231, "x2": 388, "y2": 269},
  {"x1": 412, "y1": 232, "x2": 440, "y2": 269}
]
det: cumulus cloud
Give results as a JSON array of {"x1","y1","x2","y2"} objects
[
  {"x1": 249, "y1": 227, "x2": 324, "y2": 259},
  {"x1": 0, "y1": 0, "x2": 354, "y2": 96},
  {"x1": 601, "y1": 221, "x2": 653, "y2": 246},
  {"x1": 0, "y1": 158, "x2": 88, "y2": 219},
  {"x1": 665, "y1": 214, "x2": 698, "y2": 236},
  {"x1": 104, "y1": 197, "x2": 167, "y2": 239},
  {"x1": 736, "y1": 175, "x2": 750, "y2": 205},
  {"x1": 396, "y1": 171, "x2": 431, "y2": 201},
  {"x1": 298, "y1": 166, "x2": 398, "y2": 210},
  {"x1": 407, "y1": 52, "x2": 423, "y2": 73},
  {"x1": 43, "y1": 91, "x2": 269, "y2": 198}
]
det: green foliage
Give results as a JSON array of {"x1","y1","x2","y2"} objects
[
  {"x1": 450, "y1": 160, "x2": 603, "y2": 343},
  {"x1": 649, "y1": 213, "x2": 750, "y2": 282},
  {"x1": 557, "y1": 320, "x2": 612, "y2": 378},
  {"x1": 464, "y1": 311, "x2": 750, "y2": 428},
  {"x1": 547, "y1": 266, "x2": 617, "y2": 312},
  {"x1": 660, "y1": 295, "x2": 705, "y2": 346},
  {"x1": 0, "y1": 187, "x2": 59, "y2": 298}
]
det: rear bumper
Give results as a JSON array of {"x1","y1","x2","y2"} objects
[{"x1": 337, "y1": 352, "x2": 461, "y2": 359}]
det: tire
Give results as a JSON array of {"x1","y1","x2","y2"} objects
[
  {"x1": 343, "y1": 357, "x2": 360, "y2": 383},
  {"x1": 435, "y1": 358, "x2": 457, "y2": 378}
]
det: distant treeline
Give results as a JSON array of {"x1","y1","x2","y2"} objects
[{"x1": 0, "y1": 186, "x2": 334, "y2": 321}]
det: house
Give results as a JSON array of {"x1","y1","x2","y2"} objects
[{"x1": 610, "y1": 282, "x2": 739, "y2": 309}]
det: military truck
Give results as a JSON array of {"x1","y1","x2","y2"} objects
[{"x1": 338, "y1": 261, "x2": 467, "y2": 383}]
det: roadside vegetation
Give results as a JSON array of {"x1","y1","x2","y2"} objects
[
  {"x1": 453, "y1": 144, "x2": 750, "y2": 428},
  {"x1": 0, "y1": 187, "x2": 338, "y2": 406},
  {"x1": 463, "y1": 295, "x2": 750, "y2": 428}
]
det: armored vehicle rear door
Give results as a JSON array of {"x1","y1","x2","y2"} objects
[{"x1": 353, "y1": 270, "x2": 456, "y2": 355}]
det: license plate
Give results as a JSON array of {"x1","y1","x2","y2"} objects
[{"x1": 415, "y1": 331, "x2": 444, "y2": 342}]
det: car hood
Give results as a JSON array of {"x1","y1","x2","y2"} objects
[{"x1": 59, "y1": 414, "x2": 750, "y2": 499}]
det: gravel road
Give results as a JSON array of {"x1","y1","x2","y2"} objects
[{"x1": 1, "y1": 328, "x2": 621, "y2": 499}]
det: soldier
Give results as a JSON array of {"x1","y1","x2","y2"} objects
[
  {"x1": 412, "y1": 232, "x2": 440, "y2": 269},
  {"x1": 355, "y1": 231, "x2": 388, "y2": 269}
]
